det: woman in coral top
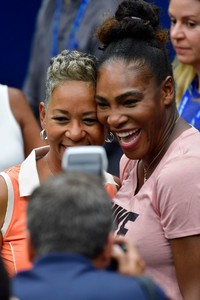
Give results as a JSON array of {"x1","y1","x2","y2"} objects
[{"x1": 0, "y1": 50, "x2": 118, "y2": 277}]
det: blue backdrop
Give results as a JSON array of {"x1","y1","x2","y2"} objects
[
  {"x1": 0, "y1": 1, "x2": 174, "y2": 90},
  {"x1": 147, "y1": 0, "x2": 175, "y2": 61},
  {"x1": 0, "y1": 1, "x2": 42, "y2": 88}
]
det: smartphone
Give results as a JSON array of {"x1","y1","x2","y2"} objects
[
  {"x1": 107, "y1": 242, "x2": 127, "y2": 271},
  {"x1": 62, "y1": 146, "x2": 108, "y2": 179}
]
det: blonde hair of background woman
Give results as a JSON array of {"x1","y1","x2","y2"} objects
[{"x1": 173, "y1": 57, "x2": 196, "y2": 105}]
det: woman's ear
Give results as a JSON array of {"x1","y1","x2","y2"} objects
[
  {"x1": 162, "y1": 76, "x2": 175, "y2": 105},
  {"x1": 39, "y1": 102, "x2": 46, "y2": 129}
]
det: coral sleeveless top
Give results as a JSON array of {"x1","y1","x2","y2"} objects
[
  {"x1": 0, "y1": 147, "x2": 118, "y2": 277},
  {"x1": 0, "y1": 166, "x2": 32, "y2": 277}
]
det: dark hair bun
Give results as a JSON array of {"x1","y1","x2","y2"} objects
[
  {"x1": 96, "y1": 0, "x2": 168, "y2": 47},
  {"x1": 115, "y1": 0, "x2": 160, "y2": 27}
]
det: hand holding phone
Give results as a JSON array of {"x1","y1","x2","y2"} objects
[{"x1": 110, "y1": 235, "x2": 145, "y2": 276}]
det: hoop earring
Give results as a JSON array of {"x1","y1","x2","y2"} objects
[
  {"x1": 40, "y1": 129, "x2": 48, "y2": 140},
  {"x1": 105, "y1": 132, "x2": 114, "y2": 143}
]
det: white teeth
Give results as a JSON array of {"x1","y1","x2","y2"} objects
[{"x1": 117, "y1": 129, "x2": 138, "y2": 138}]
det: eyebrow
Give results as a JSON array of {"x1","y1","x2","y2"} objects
[
  {"x1": 96, "y1": 90, "x2": 143, "y2": 102},
  {"x1": 169, "y1": 12, "x2": 198, "y2": 20},
  {"x1": 52, "y1": 109, "x2": 97, "y2": 116}
]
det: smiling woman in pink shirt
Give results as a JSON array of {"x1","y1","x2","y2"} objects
[{"x1": 95, "y1": 0, "x2": 200, "y2": 299}]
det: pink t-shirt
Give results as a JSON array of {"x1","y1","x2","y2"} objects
[{"x1": 114, "y1": 127, "x2": 200, "y2": 300}]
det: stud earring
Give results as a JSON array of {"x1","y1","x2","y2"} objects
[
  {"x1": 40, "y1": 129, "x2": 48, "y2": 140},
  {"x1": 105, "y1": 132, "x2": 114, "y2": 143}
]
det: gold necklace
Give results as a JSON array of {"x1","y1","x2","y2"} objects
[
  {"x1": 142, "y1": 115, "x2": 180, "y2": 182},
  {"x1": 142, "y1": 141, "x2": 167, "y2": 182}
]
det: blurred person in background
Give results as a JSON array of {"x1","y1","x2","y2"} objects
[
  {"x1": 0, "y1": 84, "x2": 45, "y2": 172},
  {"x1": 168, "y1": 0, "x2": 200, "y2": 130}
]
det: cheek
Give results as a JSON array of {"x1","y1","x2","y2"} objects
[
  {"x1": 46, "y1": 125, "x2": 62, "y2": 142},
  {"x1": 89, "y1": 124, "x2": 105, "y2": 145},
  {"x1": 192, "y1": 36, "x2": 200, "y2": 49},
  {"x1": 97, "y1": 109, "x2": 108, "y2": 125},
  {"x1": 186, "y1": 32, "x2": 200, "y2": 45}
]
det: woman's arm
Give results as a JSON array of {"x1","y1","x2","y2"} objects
[
  {"x1": 0, "y1": 176, "x2": 8, "y2": 249},
  {"x1": 170, "y1": 235, "x2": 200, "y2": 300},
  {"x1": 8, "y1": 87, "x2": 46, "y2": 157}
]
